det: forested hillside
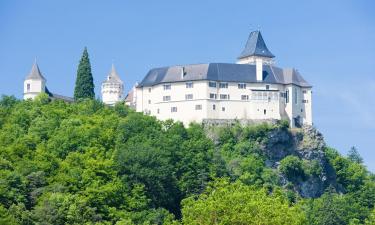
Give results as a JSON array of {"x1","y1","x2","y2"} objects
[{"x1": 0, "y1": 94, "x2": 374, "y2": 225}]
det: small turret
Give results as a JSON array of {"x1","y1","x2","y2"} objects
[
  {"x1": 23, "y1": 61, "x2": 46, "y2": 100},
  {"x1": 101, "y1": 64, "x2": 124, "y2": 105}
]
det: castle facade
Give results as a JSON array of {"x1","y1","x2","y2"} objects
[{"x1": 133, "y1": 31, "x2": 312, "y2": 128}]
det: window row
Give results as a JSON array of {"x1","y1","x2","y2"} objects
[
  {"x1": 161, "y1": 82, "x2": 264, "y2": 90},
  {"x1": 161, "y1": 93, "x2": 281, "y2": 102},
  {"x1": 251, "y1": 91, "x2": 279, "y2": 101}
]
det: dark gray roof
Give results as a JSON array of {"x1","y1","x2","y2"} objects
[
  {"x1": 26, "y1": 62, "x2": 46, "y2": 80},
  {"x1": 138, "y1": 63, "x2": 311, "y2": 88},
  {"x1": 103, "y1": 64, "x2": 123, "y2": 84},
  {"x1": 45, "y1": 86, "x2": 74, "y2": 102},
  {"x1": 238, "y1": 31, "x2": 275, "y2": 59}
]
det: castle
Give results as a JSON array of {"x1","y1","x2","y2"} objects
[
  {"x1": 23, "y1": 31, "x2": 312, "y2": 128},
  {"x1": 23, "y1": 61, "x2": 124, "y2": 105}
]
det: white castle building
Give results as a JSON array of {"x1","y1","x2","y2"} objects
[
  {"x1": 133, "y1": 31, "x2": 312, "y2": 128},
  {"x1": 23, "y1": 61, "x2": 74, "y2": 102},
  {"x1": 101, "y1": 64, "x2": 124, "y2": 105},
  {"x1": 23, "y1": 62, "x2": 124, "y2": 104}
]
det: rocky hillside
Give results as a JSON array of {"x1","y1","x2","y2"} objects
[{"x1": 0, "y1": 96, "x2": 374, "y2": 225}]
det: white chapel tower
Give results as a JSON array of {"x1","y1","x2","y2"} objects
[
  {"x1": 101, "y1": 64, "x2": 124, "y2": 105},
  {"x1": 23, "y1": 61, "x2": 46, "y2": 100}
]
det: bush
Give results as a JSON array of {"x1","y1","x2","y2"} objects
[{"x1": 279, "y1": 156, "x2": 306, "y2": 182}]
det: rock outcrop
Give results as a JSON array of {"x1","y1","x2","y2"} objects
[{"x1": 263, "y1": 125, "x2": 339, "y2": 197}]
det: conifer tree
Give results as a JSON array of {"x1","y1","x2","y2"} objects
[{"x1": 74, "y1": 47, "x2": 95, "y2": 100}]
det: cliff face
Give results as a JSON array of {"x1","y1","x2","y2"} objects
[
  {"x1": 263, "y1": 126, "x2": 339, "y2": 197},
  {"x1": 206, "y1": 123, "x2": 340, "y2": 198}
]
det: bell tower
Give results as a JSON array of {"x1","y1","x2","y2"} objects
[
  {"x1": 23, "y1": 60, "x2": 46, "y2": 100},
  {"x1": 237, "y1": 31, "x2": 275, "y2": 82}
]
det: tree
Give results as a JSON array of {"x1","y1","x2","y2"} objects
[
  {"x1": 181, "y1": 179, "x2": 306, "y2": 225},
  {"x1": 347, "y1": 147, "x2": 363, "y2": 164},
  {"x1": 279, "y1": 155, "x2": 306, "y2": 182},
  {"x1": 74, "y1": 47, "x2": 95, "y2": 100}
]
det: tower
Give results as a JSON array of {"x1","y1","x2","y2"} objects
[
  {"x1": 237, "y1": 30, "x2": 275, "y2": 81},
  {"x1": 101, "y1": 64, "x2": 124, "y2": 105},
  {"x1": 23, "y1": 61, "x2": 46, "y2": 100}
]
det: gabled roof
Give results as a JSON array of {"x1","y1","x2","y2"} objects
[
  {"x1": 137, "y1": 63, "x2": 311, "y2": 88},
  {"x1": 103, "y1": 64, "x2": 123, "y2": 84},
  {"x1": 26, "y1": 62, "x2": 46, "y2": 81},
  {"x1": 238, "y1": 31, "x2": 275, "y2": 59},
  {"x1": 45, "y1": 86, "x2": 74, "y2": 102}
]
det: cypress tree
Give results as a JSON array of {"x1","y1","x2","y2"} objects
[{"x1": 74, "y1": 47, "x2": 95, "y2": 100}]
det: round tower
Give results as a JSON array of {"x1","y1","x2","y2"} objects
[
  {"x1": 23, "y1": 61, "x2": 46, "y2": 100},
  {"x1": 101, "y1": 64, "x2": 124, "y2": 105}
]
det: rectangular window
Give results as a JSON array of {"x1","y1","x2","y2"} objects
[
  {"x1": 163, "y1": 84, "x2": 171, "y2": 90},
  {"x1": 148, "y1": 88, "x2": 152, "y2": 93},
  {"x1": 238, "y1": 83, "x2": 246, "y2": 89},
  {"x1": 302, "y1": 100, "x2": 308, "y2": 103},
  {"x1": 241, "y1": 95, "x2": 249, "y2": 101},
  {"x1": 163, "y1": 96, "x2": 171, "y2": 101},
  {"x1": 171, "y1": 107, "x2": 177, "y2": 112},
  {"x1": 303, "y1": 90, "x2": 307, "y2": 94},
  {"x1": 222, "y1": 107, "x2": 225, "y2": 112},
  {"x1": 157, "y1": 108, "x2": 160, "y2": 114},
  {"x1": 185, "y1": 94, "x2": 193, "y2": 100},
  {"x1": 220, "y1": 94, "x2": 229, "y2": 100},
  {"x1": 213, "y1": 104, "x2": 216, "y2": 110},
  {"x1": 186, "y1": 82, "x2": 193, "y2": 88},
  {"x1": 286, "y1": 90, "x2": 289, "y2": 103},
  {"x1": 264, "y1": 109, "x2": 267, "y2": 115},
  {"x1": 219, "y1": 82, "x2": 228, "y2": 88},
  {"x1": 209, "y1": 93, "x2": 217, "y2": 99},
  {"x1": 266, "y1": 85, "x2": 270, "y2": 90},
  {"x1": 27, "y1": 83, "x2": 30, "y2": 92},
  {"x1": 209, "y1": 81, "x2": 217, "y2": 88},
  {"x1": 148, "y1": 100, "x2": 151, "y2": 104},
  {"x1": 195, "y1": 104, "x2": 202, "y2": 110},
  {"x1": 294, "y1": 88, "x2": 298, "y2": 104}
]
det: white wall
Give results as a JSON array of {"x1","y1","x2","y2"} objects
[
  {"x1": 102, "y1": 83, "x2": 124, "y2": 105},
  {"x1": 136, "y1": 81, "x2": 314, "y2": 126},
  {"x1": 23, "y1": 79, "x2": 45, "y2": 100}
]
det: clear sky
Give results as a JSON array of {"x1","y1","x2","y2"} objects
[{"x1": 0, "y1": 0, "x2": 374, "y2": 171}]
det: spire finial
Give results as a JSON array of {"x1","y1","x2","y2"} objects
[{"x1": 111, "y1": 60, "x2": 115, "y2": 71}]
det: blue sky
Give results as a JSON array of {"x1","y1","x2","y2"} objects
[{"x1": 0, "y1": 0, "x2": 374, "y2": 171}]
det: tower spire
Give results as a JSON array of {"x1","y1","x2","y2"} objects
[
  {"x1": 26, "y1": 60, "x2": 46, "y2": 81},
  {"x1": 238, "y1": 30, "x2": 275, "y2": 59}
]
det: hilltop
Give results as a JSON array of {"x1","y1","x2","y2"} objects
[{"x1": 0, "y1": 94, "x2": 374, "y2": 225}]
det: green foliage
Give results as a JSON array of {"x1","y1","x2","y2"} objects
[
  {"x1": 348, "y1": 146, "x2": 364, "y2": 164},
  {"x1": 280, "y1": 156, "x2": 306, "y2": 182},
  {"x1": 0, "y1": 95, "x2": 374, "y2": 224},
  {"x1": 74, "y1": 47, "x2": 95, "y2": 100},
  {"x1": 302, "y1": 188, "x2": 369, "y2": 225},
  {"x1": 181, "y1": 179, "x2": 306, "y2": 225}
]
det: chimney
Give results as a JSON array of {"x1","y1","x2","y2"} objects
[
  {"x1": 256, "y1": 58, "x2": 263, "y2": 81},
  {"x1": 181, "y1": 66, "x2": 187, "y2": 79}
]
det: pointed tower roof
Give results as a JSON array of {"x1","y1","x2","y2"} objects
[
  {"x1": 103, "y1": 64, "x2": 123, "y2": 84},
  {"x1": 25, "y1": 61, "x2": 46, "y2": 81},
  {"x1": 238, "y1": 31, "x2": 275, "y2": 59}
]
